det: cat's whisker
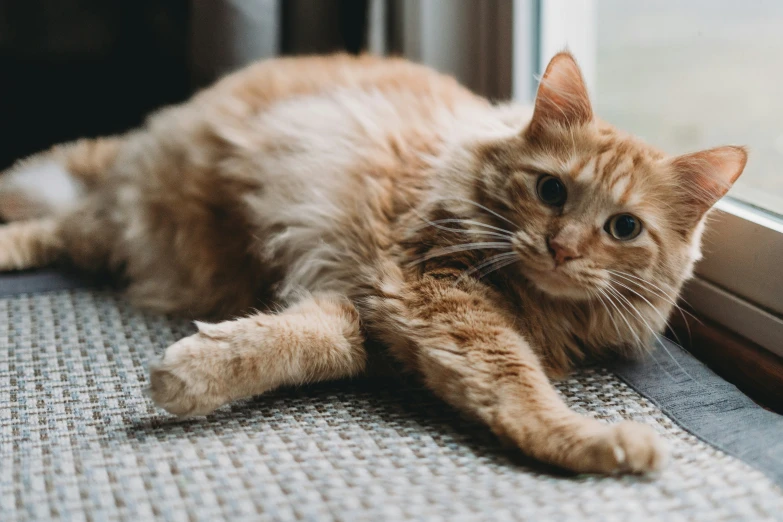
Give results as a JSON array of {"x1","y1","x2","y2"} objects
[
  {"x1": 431, "y1": 197, "x2": 517, "y2": 228},
  {"x1": 431, "y1": 219, "x2": 515, "y2": 237},
  {"x1": 607, "y1": 269, "x2": 702, "y2": 338},
  {"x1": 412, "y1": 216, "x2": 514, "y2": 239},
  {"x1": 598, "y1": 287, "x2": 644, "y2": 349},
  {"x1": 453, "y1": 252, "x2": 518, "y2": 287},
  {"x1": 606, "y1": 269, "x2": 698, "y2": 342},
  {"x1": 606, "y1": 285, "x2": 704, "y2": 389},
  {"x1": 605, "y1": 285, "x2": 662, "y2": 350},
  {"x1": 609, "y1": 278, "x2": 684, "y2": 349},
  {"x1": 596, "y1": 287, "x2": 661, "y2": 374},
  {"x1": 585, "y1": 288, "x2": 596, "y2": 318},
  {"x1": 606, "y1": 285, "x2": 692, "y2": 388},
  {"x1": 475, "y1": 256, "x2": 519, "y2": 281},
  {"x1": 606, "y1": 269, "x2": 679, "y2": 305},
  {"x1": 609, "y1": 278, "x2": 686, "y2": 355},
  {"x1": 602, "y1": 286, "x2": 683, "y2": 384},
  {"x1": 409, "y1": 242, "x2": 513, "y2": 266},
  {"x1": 608, "y1": 269, "x2": 698, "y2": 315},
  {"x1": 653, "y1": 333, "x2": 707, "y2": 389},
  {"x1": 592, "y1": 288, "x2": 624, "y2": 341},
  {"x1": 427, "y1": 226, "x2": 512, "y2": 241},
  {"x1": 651, "y1": 333, "x2": 705, "y2": 387},
  {"x1": 599, "y1": 289, "x2": 684, "y2": 393}
]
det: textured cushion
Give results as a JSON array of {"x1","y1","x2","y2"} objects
[{"x1": 1, "y1": 289, "x2": 782, "y2": 521}]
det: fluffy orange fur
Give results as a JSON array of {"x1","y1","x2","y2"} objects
[{"x1": 0, "y1": 53, "x2": 747, "y2": 474}]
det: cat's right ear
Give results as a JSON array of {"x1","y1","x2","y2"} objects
[
  {"x1": 669, "y1": 145, "x2": 748, "y2": 220},
  {"x1": 526, "y1": 52, "x2": 593, "y2": 138}
]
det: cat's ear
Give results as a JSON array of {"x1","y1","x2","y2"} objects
[
  {"x1": 669, "y1": 146, "x2": 748, "y2": 216},
  {"x1": 526, "y1": 52, "x2": 593, "y2": 137}
]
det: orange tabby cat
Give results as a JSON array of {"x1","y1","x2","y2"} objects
[{"x1": 0, "y1": 52, "x2": 746, "y2": 474}]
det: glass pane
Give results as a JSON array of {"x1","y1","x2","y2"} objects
[{"x1": 596, "y1": 0, "x2": 783, "y2": 215}]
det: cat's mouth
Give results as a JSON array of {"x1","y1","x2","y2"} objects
[
  {"x1": 511, "y1": 236, "x2": 602, "y2": 299},
  {"x1": 511, "y1": 248, "x2": 597, "y2": 300},
  {"x1": 521, "y1": 265, "x2": 595, "y2": 299}
]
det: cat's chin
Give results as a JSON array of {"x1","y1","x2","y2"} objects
[{"x1": 522, "y1": 267, "x2": 593, "y2": 301}]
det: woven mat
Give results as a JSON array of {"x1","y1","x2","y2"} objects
[{"x1": 1, "y1": 290, "x2": 782, "y2": 521}]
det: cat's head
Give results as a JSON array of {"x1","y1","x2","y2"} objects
[{"x1": 473, "y1": 52, "x2": 746, "y2": 314}]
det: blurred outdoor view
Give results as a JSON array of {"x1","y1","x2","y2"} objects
[{"x1": 596, "y1": 0, "x2": 783, "y2": 215}]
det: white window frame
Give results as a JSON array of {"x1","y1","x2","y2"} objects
[
  {"x1": 521, "y1": 0, "x2": 783, "y2": 357},
  {"x1": 687, "y1": 200, "x2": 783, "y2": 357}
]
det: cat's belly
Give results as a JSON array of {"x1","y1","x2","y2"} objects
[
  {"x1": 108, "y1": 81, "x2": 480, "y2": 315},
  {"x1": 238, "y1": 90, "x2": 448, "y2": 301}
]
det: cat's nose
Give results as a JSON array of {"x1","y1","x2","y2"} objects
[{"x1": 547, "y1": 237, "x2": 581, "y2": 266}]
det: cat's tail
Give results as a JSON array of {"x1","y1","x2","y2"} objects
[{"x1": 0, "y1": 137, "x2": 122, "y2": 221}]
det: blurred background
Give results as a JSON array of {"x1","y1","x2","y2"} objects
[
  {"x1": 0, "y1": 0, "x2": 373, "y2": 170},
  {"x1": 0, "y1": 0, "x2": 779, "y2": 214}
]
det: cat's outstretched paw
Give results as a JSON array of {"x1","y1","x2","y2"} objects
[
  {"x1": 569, "y1": 421, "x2": 668, "y2": 474},
  {"x1": 147, "y1": 330, "x2": 231, "y2": 417}
]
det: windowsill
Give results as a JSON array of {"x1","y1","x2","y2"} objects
[
  {"x1": 730, "y1": 185, "x2": 783, "y2": 219},
  {"x1": 667, "y1": 310, "x2": 783, "y2": 414},
  {"x1": 685, "y1": 198, "x2": 783, "y2": 360},
  {"x1": 683, "y1": 277, "x2": 783, "y2": 360}
]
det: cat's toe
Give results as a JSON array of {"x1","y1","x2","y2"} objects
[
  {"x1": 146, "y1": 334, "x2": 229, "y2": 417},
  {"x1": 611, "y1": 421, "x2": 668, "y2": 473},
  {"x1": 578, "y1": 421, "x2": 668, "y2": 474},
  {"x1": 147, "y1": 360, "x2": 194, "y2": 416}
]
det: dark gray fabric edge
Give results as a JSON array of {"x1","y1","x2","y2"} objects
[
  {"x1": 611, "y1": 338, "x2": 783, "y2": 488},
  {"x1": 0, "y1": 268, "x2": 100, "y2": 297}
]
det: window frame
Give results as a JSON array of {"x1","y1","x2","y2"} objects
[{"x1": 521, "y1": 0, "x2": 783, "y2": 356}]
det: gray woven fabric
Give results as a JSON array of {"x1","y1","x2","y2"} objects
[
  {"x1": 1, "y1": 290, "x2": 782, "y2": 521},
  {"x1": 0, "y1": 268, "x2": 101, "y2": 298},
  {"x1": 613, "y1": 338, "x2": 783, "y2": 489}
]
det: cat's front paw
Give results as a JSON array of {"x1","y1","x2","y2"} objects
[
  {"x1": 571, "y1": 421, "x2": 668, "y2": 474},
  {"x1": 147, "y1": 331, "x2": 231, "y2": 417}
]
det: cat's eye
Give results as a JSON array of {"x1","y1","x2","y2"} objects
[
  {"x1": 536, "y1": 175, "x2": 567, "y2": 207},
  {"x1": 604, "y1": 214, "x2": 643, "y2": 241}
]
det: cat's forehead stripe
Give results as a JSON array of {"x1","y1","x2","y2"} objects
[
  {"x1": 620, "y1": 177, "x2": 640, "y2": 205},
  {"x1": 599, "y1": 150, "x2": 626, "y2": 183},
  {"x1": 571, "y1": 156, "x2": 594, "y2": 180},
  {"x1": 610, "y1": 175, "x2": 632, "y2": 203},
  {"x1": 607, "y1": 155, "x2": 634, "y2": 185},
  {"x1": 647, "y1": 227, "x2": 664, "y2": 252},
  {"x1": 592, "y1": 151, "x2": 611, "y2": 183}
]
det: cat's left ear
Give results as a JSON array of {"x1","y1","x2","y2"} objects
[
  {"x1": 526, "y1": 52, "x2": 593, "y2": 138},
  {"x1": 669, "y1": 145, "x2": 748, "y2": 217}
]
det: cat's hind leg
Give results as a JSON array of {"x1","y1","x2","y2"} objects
[
  {"x1": 0, "y1": 137, "x2": 122, "y2": 221},
  {"x1": 0, "y1": 218, "x2": 65, "y2": 270},
  {"x1": 148, "y1": 292, "x2": 367, "y2": 417}
]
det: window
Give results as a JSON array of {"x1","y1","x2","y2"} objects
[{"x1": 596, "y1": 0, "x2": 783, "y2": 216}]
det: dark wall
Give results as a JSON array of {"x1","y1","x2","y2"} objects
[
  {"x1": 281, "y1": 0, "x2": 368, "y2": 55},
  {"x1": 0, "y1": 0, "x2": 191, "y2": 170},
  {"x1": 0, "y1": 0, "x2": 371, "y2": 171}
]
